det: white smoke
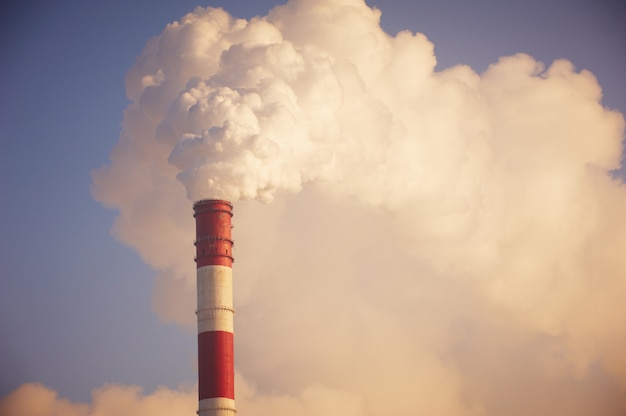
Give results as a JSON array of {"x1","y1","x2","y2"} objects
[{"x1": 28, "y1": 0, "x2": 626, "y2": 414}]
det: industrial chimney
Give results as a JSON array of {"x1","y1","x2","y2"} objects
[{"x1": 194, "y1": 199, "x2": 236, "y2": 416}]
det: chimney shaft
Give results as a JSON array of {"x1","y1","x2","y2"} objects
[{"x1": 194, "y1": 199, "x2": 236, "y2": 416}]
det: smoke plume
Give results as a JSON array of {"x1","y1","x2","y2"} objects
[{"x1": 7, "y1": 0, "x2": 626, "y2": 414}]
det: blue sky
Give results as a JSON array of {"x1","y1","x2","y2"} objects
[{"x1": 1, "y1": 0, "x2": 625, "y2": 412}]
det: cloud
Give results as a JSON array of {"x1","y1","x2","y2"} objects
[
  {"x1": 0, "y1": 383, "x2": 194, "y2": 416},
  {"x1": 0, "y1": 383, "x2": 88, "y2": 416},
  {"x1": 67, "y1": 0, "x2": 626, "y2": 414}
]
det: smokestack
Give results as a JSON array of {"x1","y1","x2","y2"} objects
[{"x1": 193, "y1": 199, "x2": 236, "y2": 416}]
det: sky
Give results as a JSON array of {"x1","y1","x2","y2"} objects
[{"x1": 1, "y1": 0, "x2": 625, "y2": 415}]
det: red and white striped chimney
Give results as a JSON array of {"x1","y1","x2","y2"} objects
[{"x1": 193, "y1": 199, "x2": 236, "y2": 416}]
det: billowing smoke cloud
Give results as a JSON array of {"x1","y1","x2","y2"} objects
[{"x1": 9, "y1": 0, "x2": 626, "y2": 414}]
